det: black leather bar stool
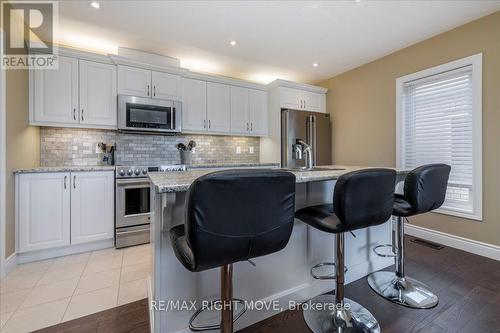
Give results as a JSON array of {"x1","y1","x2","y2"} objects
[
  {"x1": 296, "y1": 168, "x2": 397, "y2": 333},
  {"x1": 169, "y1": 169, "x2": 296, "y2": 333},
  {"x1": 368, "y1": 164, "x2": 450, "y2": 309}
]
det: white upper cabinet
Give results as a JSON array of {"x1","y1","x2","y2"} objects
[
  {"x1": 248, "y1": 89, "x2": 268, "y2": 135},
  {"x1": 70, "y1": 171, "x2": 114, "y2": 244},
  {"x1": 152, "y1": 71, "x2": 181, "y2": 100},
  {"x1": 118, "y1": 65, "x2": 181, "y2": 101},
  {"x1": 230, "y1": 86, "x2": 249, "y2": 134},
  {"x1": 79, "y1": 60, "x2": 117, "y2": 127},
  {"x1": 301, "y1": 91, "x2": 322, "y2": 112},
  {"x1": 280, "y1": 87, "x2": 324, "y2": 112},
  {"x1": 183, "y1": 80, "x2": 267, "y2": 136},
  {"x1": 29, "y1": 48, "x2": 270, "y2": 134},
  {"x1": 230, "y1": 87, "x2": 268, "y2": 135},
  {"x1": 117, "y1": 65, "x2": 151, "y2": 98},
  {"x1": 18, "y1": 172, "x2": 71, "y2": 252},
  {"x1": 207, "y1": 83, "x2": 231, "y2": 133},
  {"x1": 32, "y1": 56, "x2": 79, "y2": 124},
  {"x1": 280, "y1": 87, "x2": 302, "y2": 110},
  {"x1": 182, "y1": 78, "x2": 207, "y2": 131},
  {"x1": 31, "y1": 56, "x2": 118, "y2": 129}
]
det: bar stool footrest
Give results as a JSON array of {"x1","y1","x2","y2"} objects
[
  {"x1": 373, "y1": 244, "x2": 396, "y2": 258},
  {"x1": 310, "y1": 262, "x2": 348, "y2": 280},
  {"x1": 189, "y1": 298, "x2": 247, "y2": 331}
]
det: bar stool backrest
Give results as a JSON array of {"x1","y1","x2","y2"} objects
[
  {"x1": 333, "y1": 169, "x2": 396, "y2": 232},
  {"x1": 403, "y1": 164, "x2": 451, "y2": 215},
  {"x1": 185, "y1": 170, "x2": 296, "y2": 271}
]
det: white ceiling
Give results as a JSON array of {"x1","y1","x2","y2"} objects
[{"x1": 55, "y1": 1, "x2": 500, "y2": 84}]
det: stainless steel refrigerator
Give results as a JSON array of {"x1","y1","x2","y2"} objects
[{"x1": 281, "y1": 109, "x2": 332, "y2": 168}]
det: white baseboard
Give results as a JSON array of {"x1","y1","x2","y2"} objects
[
  {"x1": 405, "y1": 224, "x2": 500, "y2": 261},
  {"x1": 17, "y1": 239, "x2": 114, "y2": 264},
  {"x1": 1, "y1": 253, "x2": 17, "y2": 279}
]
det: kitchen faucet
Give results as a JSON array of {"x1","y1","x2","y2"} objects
[{"x1": 297, "y1": 139, "x2": 313, "y2": 169}]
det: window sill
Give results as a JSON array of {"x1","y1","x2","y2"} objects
[{"x1": 433, "y1": 207, "x2": 483, "y2": 221}]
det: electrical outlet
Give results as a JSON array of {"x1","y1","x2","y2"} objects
[
  {"x1": 236, "y1": 146, "x2": 241, "y2": 154},
  {"x1": 249, "y1": 146, "x2": 254, "y2": 154}
]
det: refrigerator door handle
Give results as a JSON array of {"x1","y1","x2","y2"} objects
[{"x1": 306, "y1": 115, "x2": 316, "y2": 166}]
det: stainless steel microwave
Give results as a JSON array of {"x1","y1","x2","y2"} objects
[{"x1": 118, "y1": 95, "x2": 182, "y2": 134}]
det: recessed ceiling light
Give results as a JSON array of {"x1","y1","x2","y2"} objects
[
  {"x1": 90, "y1": 2, "x2": 100, "y2": 9},
  {"x1": 313, "y1": 63, "x2": 319, "y2": 67},
  {"x1": 229, "y1": 40, "x2": 237, "y2": 46}
]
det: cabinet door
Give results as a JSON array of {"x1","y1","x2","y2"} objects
[
  {"x1": 79, "y1": 60, "x2": 117, "y2": 127},
  {"x1": 117, "y1": 65, "x2": 151, "y2": 98},
  {"x1": 71, "y1": 171, "x2": 114, "y2": 244},
  {"x1": 207, "y1": 82, "x2": 231, "y2": 133},
  {"x1": 249, "y1": 89, "x2": 268, "y2": 135},
  {"x1": 230, "y1": 86, "x2": 249, "y2": 134},
  {"x1": 152, "y1": 71, "x2": 181, "y2": 100},
  {"x1": 18, "y1": 173, "x2": 71, "y2": 252},
  {"x1": 280, "y1": 87, "x2": 302, "y2": 109},
  {"x1": 32, "y1": 56, "x2": 78, "y2": 124},
  {"x1": 302, "y1": 91, "x2": 322, "y2": 112},
  {"x1": 182, "y1": 78, "x2": 207, "y2": 131}
]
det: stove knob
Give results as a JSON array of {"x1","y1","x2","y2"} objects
[
  {"x1": 134, "y1": 169, "x2": 140, "y2": 176},
  {"x1": 142, "y1": 169, "x2": 147, "y2": 175},
  {"x1": 127, "y1": 169, "x2": 133, "y2": 176},
  {"x1": 119, "y1": 169, "x2": 125, "y2": 176}
]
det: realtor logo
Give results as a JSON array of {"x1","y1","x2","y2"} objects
[{"x1": 1, "y1": 0, "x2": 58, "y2": 69}]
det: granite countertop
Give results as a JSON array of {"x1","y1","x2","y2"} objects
[
  {"x1": 149, "y1": 165, "x2": 408, "y2": 193},
  {"x1": 14, "y1": 166, "x2": 116, "y2": 174},
  {"x1": 188, "y1": 162, "x2": 280, "y2": 169},
  {"x1": 13, "y1": 163, "x2": 279, "y2": 174}
]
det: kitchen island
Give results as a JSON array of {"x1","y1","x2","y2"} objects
[{"x1": 148, "y1": 166, "x2": 406, "y2": 333}]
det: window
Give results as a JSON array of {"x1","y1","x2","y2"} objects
[{"x1": 396, "y1": 54, "x2": 482, "y2": 220}]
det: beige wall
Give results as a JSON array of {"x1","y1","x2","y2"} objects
[
  {"x1": 319, "y1": 11, "x2": 500, "y2": 246},
  {"x1": 5, "y1": 69, "x2": 40, "y2": 257}
]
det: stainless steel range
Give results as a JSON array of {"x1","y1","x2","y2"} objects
[{"x1": 115, "y1": 164, "x2": 186, "y2": 248}]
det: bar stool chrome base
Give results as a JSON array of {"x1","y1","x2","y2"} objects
[
  {"x1": 303, "y1": 295, "x2": 381, "y2": 333},
  {"x1": 367, "y1": 271, "x2": 438, "y2": 309}
]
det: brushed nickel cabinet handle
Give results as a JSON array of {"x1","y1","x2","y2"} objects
[
  {"x1": 147, "y1": 85, "x2": 150, "y2": 96},
  {"x1": 246, "y1": 122, "x2": 249, "y2": 131},
  {"x1": 251, "y1": 122, "x2": 253, "y2": 131},
  {"x1": 204, "y1": 119, "x2": 206, "y2": 128},
  {"x1": 73, "y1": 108, "x2": 76, "y2": 120},
  {"x1": 153, "y1": 86, "x2": 156, "y2": 97},
  {"x1": 208, "y1": 120, "x2": 211, "y2": 129},
  {"x1": 73, "y1": 175, "x2": 76, "y2": 189},
  {"x1": 64, "y1": 176, "x2": 67, "y2": 189},
  {"x1": 81, "y1": 109, "x2": 84, "y2": 121}
]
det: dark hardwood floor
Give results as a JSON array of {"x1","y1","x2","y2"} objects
[{"x1": 38, "y1": 236, "x2": 500, "y2": 333}]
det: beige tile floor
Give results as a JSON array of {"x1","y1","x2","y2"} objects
[{"x1": 0, "y1": 244, "x2": 151, "y2": 333}]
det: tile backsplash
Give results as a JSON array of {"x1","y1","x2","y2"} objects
[{"x1": 40, "y1": 127, "x2": 260, "y2": 166}]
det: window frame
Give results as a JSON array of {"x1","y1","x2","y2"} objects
[{"x1": 396, "y1": 53, "x2": 483, "y2": 221}]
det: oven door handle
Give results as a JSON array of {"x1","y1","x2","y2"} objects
[{"x1": 116, "y1": 179, "x2": 151, "y2": 186}]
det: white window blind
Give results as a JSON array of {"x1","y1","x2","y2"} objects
[{"x1": 398, "y1": 55, "x2": 482, "y2": 220}]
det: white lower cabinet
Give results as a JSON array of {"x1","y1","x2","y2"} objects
[
  {"x1": 18, "y1": 173, "x2": 71, "y2": 252},
  {"x1": 17, "y1": 171, "x2": 114, "y2": 253},
  {"x1": 70, "y1": 172, "x2": 114, "y2": 244}
]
